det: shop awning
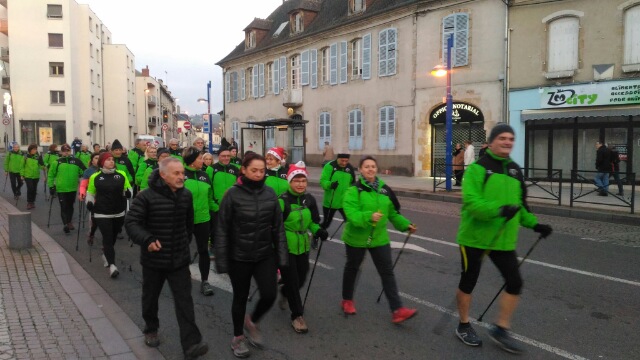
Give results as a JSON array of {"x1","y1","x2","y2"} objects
[{"x1": 521, "y1": 106, "x2": 640, "y2": 121}]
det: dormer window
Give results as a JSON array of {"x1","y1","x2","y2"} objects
[
  {"x1": 243, "y1": 18, "x2": 273, "y2": 51},
  {"x1": 351, "y1": 0, "x2": 365, "y2": 13},
  {"x1": 292, "y1": 12, "x2": 304, "y2": 33},
  {"x1": 246, "y1": 31, "x2": 257, "y2": 49}
]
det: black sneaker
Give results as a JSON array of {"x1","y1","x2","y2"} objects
[
  {"x1": 63, "y1": 225, "x2": 70, "y2": 234},
  {"x1": 455, "y1": 323, "x2": 482, "y2": 346},
  {"x1": 201, "y1": 281, "x2": 214, "y2": 296},
  {"x1": 489, "y1": 324, "x2": 523, "y2": 354},
  {"x1": 184, "y1": 341, "x2": 208, "y2": 360}
]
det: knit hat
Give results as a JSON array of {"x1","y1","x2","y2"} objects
[
  {"x1": 336, "y1": 150, "x2": 350, "y2": 159},
  {"x1": 98, "y1": 152, "x2": 113, "y2": 168},
  {"x1": 111, "y1": 139, "x2": 123, "y2": 150},
  {"x1": 182, "y1": 146, "x2": 201, "y2": 166},
  {"x1": 267, "y1": 147, "x2": 285, "y2": 161},
  {"x1": 488, "y1": 123, "x2": 515, "y2": 144},
  {"x1": 60, "y1": 144, "x2": 71, "y2": 152},
  {"x1": 287, "y1": 161, "x2": 308, "y2": 183},
  {"x1": 156, "y1": 148, "x2": 170, "y2": 158},
  {"x1": 218, "y1": 144, "x2": 229, "y2": 153}
]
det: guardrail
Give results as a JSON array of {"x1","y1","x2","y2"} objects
[
  {"x1": 432, "y1": 163, "x2": 466, "y2": 192},
  {"x1": 522, "y1": 168, "x2": 563, "y2": 206},
  {"x1": 570, "y1": 170, "x2": 635, "y2": 214}
]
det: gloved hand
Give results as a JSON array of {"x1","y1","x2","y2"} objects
[
  {"x1": 316, "y1": 227, "x2": 329, "y2": 241},
  {"x1": 125, "y1": 189, "x2": 132, "y2": 199},
  {"x1": 49, "y1": 187, "x2": 56, "y2": 196},
  {"x1": 330, "y1": 181, "x2": 339, "y2": 190},
  {"x1": 86, "y1": 201, "x2": 94, "y2": 212},
  {"x1": 533, "y1": 223, "x2": 553, "y2": 238},
  {"x1": 499, "y1": 205, "x2": 520, "y2": 221}
]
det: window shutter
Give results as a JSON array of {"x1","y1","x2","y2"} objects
[
  {"x1": 259, "y1": 63, "x2": 265, "y2": 97},
  {"x1": 273, "y1": 58, "x2": 280, "y2": 94},
  {"x1": 340, "y1": 41, "x2": 348, "y2": 83},
  {"x1": 356, "y1": 110, "x2": 363, "y2": 150},
  {"x1": 379, "y1": 30, "x2": 388, "y2": 76},
  {"x1": 548, "y1": 17, "x2": 579, "y2": 72},
  {"x1": 387, "y1": 29, "x2": 397, "y2": 75},
  {"x1": 388, "y1": 107, "x2": 395, "y2": 149},
  {"x1": 349, "y1": 110, "x2": 355, "y2": 149},
  {"x1": 252, "y1": 65, "x2": 258, "y2": 98},
  {"x1": 625, "y1": 6, "x2": 640, "y2": 65},
  {"x1": 301, "y1": 50, "x2": 310, "y2": 86},
  {"x1": 280, "y1": 56, "x2": 287, "y2": 90},
  {"x1": 349, "y1": 110, "x2": 363, "y2": 150},
  {"x1": 362, "y1": 33, "x2": 371, "y2": 80},
  {"x1": 310, "y1": 49, "x2": 318, "y2": 88},
  {"x1": 240, "y1": 70, "x2": 246, "y2": 100},
  {"x1": 330, "y1": 43, "x2": 338, "y2": 85},
  {"x1": 454, "y1": 15, "x2": 469, "y2": 66},
  {"x1": 442, "y1": 15, "x2": 455, "y2": 66},
  {"x1": 379, "y1": 107, "x2": 395, "y2": 150},
  {"x1": 225, "y1": 72, "x2": 230, "y2": 103},
  {"x1": 232, "y1": 72, "x2": 238, "y2": 102}
]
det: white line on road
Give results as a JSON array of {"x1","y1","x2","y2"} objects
[{"x1": 327, "y1": 237, "x2": 442, "y2": 257}]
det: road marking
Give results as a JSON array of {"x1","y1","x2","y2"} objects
[
  {"x1": 400, "y1": 292, "x2": 591, "y2": 360},
  {"x1": 309, "y1": 259, "x2": 334, "y2": 270},
  {"x1": 327, "y1": 237, "x2": 442, "y2": 257},
  {"x1": 522, "y1": 259, "x2": 640, "y2": 287}
]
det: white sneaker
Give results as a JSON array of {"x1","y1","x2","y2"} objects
[
  {"x1": 102, "y1": 254, "x2": 108, "y2": 268},
  {"x1": 109, "y1": 264, "x2": 119, "y2": 278}
]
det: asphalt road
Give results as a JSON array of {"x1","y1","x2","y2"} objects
[{"x1": 2, "y1": 172, "x2": 639, "y2": 360}]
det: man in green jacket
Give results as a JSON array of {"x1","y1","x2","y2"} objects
[
  {"x1": 21, "y1": 144, "x2": 45, "y2": 209},
  {"x1": 48, "y1": 144, "x2": 86, "y2": 234},
  {"x1": 128, "y1": 138, "x2": 148, "y2": 175},
  {"x1": 76, "y1": 144, "x2": 93, "y2": 168},
  {"x1": 454, "y1": 123, "x2": 552, "y2": 354},
  {"x1": 4, "y1": 142, "x2": 24, "y2": 199}
]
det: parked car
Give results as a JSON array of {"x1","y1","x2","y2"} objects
[{"x1": 211, "y1": 143, "x2": 221, "y2": 155}]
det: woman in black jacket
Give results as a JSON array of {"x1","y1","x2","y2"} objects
[{"x1": 215, "y1": 152, "x2": 288, "y2": 358}]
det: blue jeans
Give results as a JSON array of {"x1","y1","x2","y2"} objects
[{"x1": 594, "y1": 172, "x2": 609, "y2": 192}]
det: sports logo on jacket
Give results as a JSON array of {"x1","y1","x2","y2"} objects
[
  {"x1": 114, "y1": 175, "x2": 122, "y2": 180},
  {"x1": 199, "y1": 176, "x2": 208, "y2": 181},
  {"x1": 509, "y1": 169, "x2": 518, "y2": 177}
]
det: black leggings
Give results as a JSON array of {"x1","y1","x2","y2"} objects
[
  {"x1": 24, "y1": 178, "x2": 39, "y2": 203},
  {"x1": 322, "y1": 207, "x2": 347, "y2": 229},
  {"x1": 9, "y1": 172, "x2": 23, "y2": 196},
  {"x1": 58, "y1": 191, "x2": 76, "y2": 225},
  {"x1": 228, "y1": 256, "x2": 278, "y2": 336},
  {"x1": 95, "y1": 216, "x2": 124, "y2": 266},
  {"x1": 458, "y1": 245, "x2": 523, "y2": 295},
  {"x1": 280, "y1": 252, "x2": 309, "y2": 319},
  {"x1": 193, "y1": 222, "x2": 211, "y2": 281}
]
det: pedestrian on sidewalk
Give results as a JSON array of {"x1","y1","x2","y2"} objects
[
  {"x1": 71, "y1": 137, "x2": 82, "y2": 155},
  {"x1": 318, "y1": 151, "x2": 356, "y2": 248},
  {"x1": 265, "y1": 147, "x2": 290, "y2": 196},
  {"x1": 609, "y1": 146, "x2": 624, "y2": 196},
  {"x1": 214, "y1": 152, "x2": 288, "y2": 358},
  {"x1": 340, "y1": 155, "x2": 418, "y2": 324},
  {"x1": 452, "y1": 143, "x2": 464, "y2": 186},
  {"x1": 464, "y1": 140, "x2": 475, "y2": 167},
  {"x1": 86, "y1": 152, "x2": 132, "y2": 278},
  {"x1": 4, "y1": 142, "x2": 24, "y2": 200},
  {"x1": 322, "y1": 141, "x2": 334, "y2": 166},
  {"x1": 48, "y1": 144, "x2": 86, "y2": 234},
  {"x1": 277, "y1": 161, "x2": 328, "y2": 334},
  {"x1": 21, "y1": 144, "x2": 45, "y2": 209},
  {"x1": 124, "y1": 157, "x2": 209, "y2": 359},
  {"x1": 182, "y1": 146, "x2": 216, "y2": 296},
  {"x1": 594, "y1": 141, "x2": 611, "y2": 196},
  {"x1": 79, "y1": 153, "x2": 100, "y2": 244},
  {"x1": 478, "y1": 141, "x2": 489, "y2": 158},
  {"x1": 453, "y1": 123, "x2": 552, "y2": 354}
]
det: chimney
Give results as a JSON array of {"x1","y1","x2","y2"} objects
[{"x1": 142, "y1": 65, "x2": 150, "y2": 77}]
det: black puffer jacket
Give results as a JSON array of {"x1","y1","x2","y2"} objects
[
  {"x1": 214, "y1": 176, "x2": 288, "y2": 274},
  {"x1": 124, "y1": 169, "x2": 194, "y2": 271}
]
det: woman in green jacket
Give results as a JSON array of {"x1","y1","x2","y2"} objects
[
  {"x1": 21, "y1": 144, "x2": 45, "y2": 209},
  {"x1": 340, "y1": 155, "x2": 417, "y2": 324},
  {"x1": 43, "y1": 144, "x2": 59, "y2": 170},
  {"x1": 264, "y1": 147, "x2": 289, "y2": 196},
  {"x1": 135, "y1": 146, "x2": 158, "y2": 190}
]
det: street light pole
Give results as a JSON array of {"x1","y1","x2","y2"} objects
[
  {"x1": 444, "y1": 34, "x2": 453, "y2": 192},
  {"x1": 207, "y1": 81, "x2": 212, "y2": 154}
]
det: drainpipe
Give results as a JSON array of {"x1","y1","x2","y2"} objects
[{"x1": 503, "y1": 1, "x2": 511, "y2": 123}]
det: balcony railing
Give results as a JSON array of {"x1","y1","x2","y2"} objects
[{"x1": 147, "y1": 95, "x2": 157, "y2": 105}]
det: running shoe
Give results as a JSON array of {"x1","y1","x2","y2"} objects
[
  {"x1": 341, "y1": 300, "x2": 356, "y2": 315},
  {"x1": 291, "y1": 316, "x2": 308, "y2": 333},
  {"x1": 455, "y1": 323, "x2": 483, "y2": 346},
  {"x1": 231, "y1": 336, "x2": 250, "y2": 358},
  {"x1": 489, "y1": 324, "x2": 523, "y2": 354},
  {"x1": 243, "y1": 315, "x2": 263, "y2": 348},
  {"x1": 200, "y1": 281, "x2": 214, "y2": 296},
  {"x1": 392, "y1": 307, "x2": 417, "y2": 324}
]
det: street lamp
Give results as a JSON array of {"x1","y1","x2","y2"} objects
[
  {"x1": 431, "y1": 34, "x2": 454, "y2": 191},
  {"x1": 197, "y1": 80, "x2": 213, "y2": 153}
]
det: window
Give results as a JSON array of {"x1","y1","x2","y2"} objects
[
  {"x1": 321, "y1": 47, "x2": 330, "y2": 84},
  {"x1": 442, "y1": 13, "x2": 469, "y2": 67},
  {"x1": 379, "y1": 106, "x2": 395, "y2": 150},
  {"x1": 247, "y1": 31, "x2": 256, "y2": 49},
  {"x1": 351, "y1": 0, "x2": 365, "y2": 13},
  {"x1": 96, "y1": 49, "x2": 100, "y2": 61},
  {"x1": 266, "y1": 127, "x2": 275, "y2": 148},
  {"x1": 274, "y1": 21, "x2": 289, "y2": 38},
  {"x1": 232, "y1": 121, "x2": 240, "y2": 146},
  {"x1": 348, "y1": 109, "x2": 363, "y2": 150},
  {"x1": 301, "y1": 50, "x2": 309, "y2": 86},
  {"x1": 225, "y1": 72, "x2": 230, "y2": 103},
  {"x1": 50, "y1": 91, "x2": 65, "y2": 105},
  {"x1": 272, "y1": 58, "x2": 280, "y2": 94},
  {"x1": 249, "y1": 66, "x2": 255, "y2": 98},
  {"x1": 90, "y1": 43, "x2": 93, "y2": 57},
  {"x1": 547, "y1": 17, "x2": 579, "y2": 75},
  {"x1": 266, "y1": 62, "x2": 273, "y2": 94},
  {"x1": 91, "y1": 96, "x2": 95, "y2": 110},
  {"x1": 48, "y1": 33, "x2": 63, "y2": 48},
  {"x1": 624, "y1": 5, "x2": 640, "y2": 68},
  {"x1": 340, "y1": 41, "x2": 348, "y2": 83},
  {"x1": 231, "y1": 72, "x2": 239, "y2": 102},
  {"x1": 291, "y1": 55, "x2": 300, "y2": 89},
  {"x1": 91, "y1": 69, "x2": 94, "y2": 83},
  {"x1": 378, "y1": 28, "x2": 397, "y2": 76},
  {"x1": 310, "y1": 49, "x2": 318, "y2": 88},
  {"x1": 97, "y1": 74, "x2": 101, "y2": 86},
  {"x1": 330, "y1": 43, "x2": 338, "y2": 85},
  {"x1": 49, "y1": 62, "x2": 64, "y2": 76},
  {"x1": 98, "y1": 98, "x2": 101, "y2": 110},
  {"x1": 351, "y1": 39, "x2": 362, "y2": 78},
  {"x1": 240, "y1": 69, "x2": 246, "y2": 100},
  {"x1": 47, "y1": 4, "x2": 62, "y2": 19},
  {"x1": 96, "y1": 24, "x2": 99, "y2": 35},
  {"x1": 293, "y1": 12, "x2": 304, "y2": 33},
  {"x1": 89, "y1": 16, "x2": 93, "y2": 30},
  {"x1": 362, "y1": 33, "x2": 371, "y2": 79},
  {"x1": 259, "y1": 63, "x2": 265, "y2": 97},
  {"x1": 319, "y1": 112, "x2": 331, "y2": 148}
]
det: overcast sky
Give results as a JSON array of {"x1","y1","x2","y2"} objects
[{"x1": 79, "y1": 0, "x2": 284, "y2": 116}]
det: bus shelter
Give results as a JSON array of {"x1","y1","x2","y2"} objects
[{"x1": 241, "y1": 117, "x2": 309, "y2": 163}]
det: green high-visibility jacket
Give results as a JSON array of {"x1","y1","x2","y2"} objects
[
  {"x1": 4, "y1": 150, "x2": 24, "y2": 174},
  {"x1": 128, "y1": 148, "x2": 145, "y2": 174},
  {"x1": 48, "y1": 156, "x2": 86, "y2": 192},
  {"x1": 210, "y1": 162, "x2": 240, "y2": 212},
  {"x1": 43, "y1": 151, "x2": 59, "y2": 169},
  {"x1": 184, "y1": 165, "x2": 214, "y2": 224},
  {"x1": 135, "y1": 158, "x2": 157, "y2": 189},
  {"x1": 76, "y1": 150, "x2": 92, "y2": 168},
  {"x1": 342, "y1": 177, "x2": 411, "y2": 248},
  {"x1": 265, "y1": 165, "x2": 289, "y2": 196},
  {"x1": 320, "y1": 160, "x2": 356, "y2": 209},
  {"x1": 457, "y1": 150, "x2": 539, "y2": 251},
  {"x1": 21, "y1": 154, "x2": 45, "y2": 179},
  {"x1": 279, "y1": 189, "x2": 322, "y2": 255}
]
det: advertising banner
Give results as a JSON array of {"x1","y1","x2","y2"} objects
[{"x1": 540, "y1": 80, "x2": 640, "y2": 108}]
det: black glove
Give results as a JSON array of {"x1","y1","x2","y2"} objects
[
  {"x1": 86, "y1": 202, "x2": 94, "y2": 212},
  {"x1": 49, "y1": 187, "x2": 56, "y2": 196},
  {"x1": 499, "y1": 205, "x2": 520, "y2": 221},
  {"x1": 330, "y1": 181, "x2": 339, "y2": 190},
  {"x1": 316, "y1": 227, "x2": 329, "y2": 241},
  {"x1": 533, "y1": 223, "x2": 553, "y2": 238},
  {"x1": 124, "y1": 189, "x2": 132, "y2": 199}
]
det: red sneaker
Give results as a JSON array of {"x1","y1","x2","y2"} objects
[
  {"x1": 341, "y1": 300, "x2": 356, "y2": 315},
  {"x1": 392, "y1": 307, "x2": 417, "y2": 324}
]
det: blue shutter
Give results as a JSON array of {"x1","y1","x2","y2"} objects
[
  {"x1": 387, "y1": 28, "x2": 397, "y2": 75},
  {"x1": 301, "y1": 50, "x2": 309, "y2": 86},
  {"x1": 348, "y1": 110, "x2": 355, "y2": 149},
  {"x1": 280, "y1": 56, "x2": 287, "y2": 90},
  {"x1": 252, "y1": 65, "x2": 258, "y2": 98},
  {"x1": 379, "y1": 30, "x2": 388, "y2": 76},
  {"x1": 225, "y1": 72, "x2": 230, "y2": 103},
  {"x1": 240, "y1": 70, "x2": 246, "y2": 100},
  {"x1": 443, "y1": 14, "x2": 468, "y2": 67},
  {"x1": 379, "y1": 106, "x2": 396, "y2": 150},
  {"x1": 259, "y1": 63, "x2": 265, "y2": 97},
  {"x1": 330, "y1": 43, "x2": 337, "y2": 85},
  {"x1": 362, "y1": 33, "x2": 371, "y2": 80},
  {"x1": 349, "y1": 110, "x2": 363, "y2": 150},
  {"x1": 273, "y1": 58, "x2": 280, "y2": 95},
  {"x1": 232, "y1": 72, "x2": 238, "y2": 102},
  {"x1": 340, "y1": 41, "x2": 347, "y2": 84},
  {"x1": 310, "y1": 49, "x2": 318, "y2": 88}
]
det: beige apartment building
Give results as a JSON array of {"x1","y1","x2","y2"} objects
[
  {"x1": 218, "y1": 0, "x2": 507, "y2": 176},
  {"x1": 508, "y1": 0, "x2": 640, "y2": 179}
]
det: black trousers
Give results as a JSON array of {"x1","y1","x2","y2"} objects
[
  {"x1": 322, "y1": 207, "x2": 347, "y2": 229},
  {"x1": 193, "y1": 222, "x2": 211, "y2": 281},
  {"x1": 228, "y1": 256, "x2": 278, "y2": 337},
  {"x1": 24, "y1": 178, "x2": 39, "y2": 203},
  {"x1": 95, "y1": 216, "x2": 124, "y2": 266},
  {"x1": 280, "y1": 252, "x2": 310, "y2": 319},
  {"x1": 142, "y1": 265, "x2": 202, "y2": 351},
  {"x1": 342, "y1": 244, "x2": 402, "y2": 311},
  {"x1": 89, "y1": 211, "x2": 98, "y2": 236},
  {"x1": 58, "y1": 191, "x2": 76, "y2": 225},
  {"x1": 9, "y1": 172, "x2": 23, "y2": 196}
]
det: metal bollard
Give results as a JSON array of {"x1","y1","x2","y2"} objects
[{"x1": 9, "y1": 212, "x2": 32, "y2": 249}]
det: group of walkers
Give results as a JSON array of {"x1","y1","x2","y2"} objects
[{"x1": 2, "y1": 122, "x2": 556, "y2": 358}]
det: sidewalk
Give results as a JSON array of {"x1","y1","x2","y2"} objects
[{"x1": 0, "y1": 196, "x2": 164, "y2": 360}]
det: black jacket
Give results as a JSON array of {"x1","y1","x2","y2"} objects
[
  {"x1": 596, "y1": 145, "x2": 611, "y2": 172},
  {"x1": 124, "y1": 169, "x2": 194, "y2": 271},
  {"x1": 214, "y1": 177, "x2": 288, "y2": 274}
]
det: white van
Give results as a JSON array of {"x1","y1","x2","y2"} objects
[{"x1": 136, "y1": 135, "x2": 164, "y2": 148}]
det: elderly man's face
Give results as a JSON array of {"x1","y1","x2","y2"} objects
[
  {"x1": 12, "y1": 144, "x2": 20, "y2": 152},
  {"x1": 193, "y1": 139, "x2": 205, "y2": 150},
  {"x1": 160, "y1": 161, "x2": 186, "y2": 191}
]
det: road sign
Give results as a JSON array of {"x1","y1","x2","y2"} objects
[
  {"x1": 177, "y1": 128, "x2": 182, "y2": 134},
  {"x1": 183, "y1": 121, "x2": 191, "y2": 130},
  {"x1": 203, "y1": 120, "x2": 210, "y2": 133},
  {"x1": 162, "y1": 123, "x2": 168, "y2": 131}
]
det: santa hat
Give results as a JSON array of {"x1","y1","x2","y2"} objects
[
  {"x1": 267, "y1": 147, "x2": 285, "y2": 161},
  {"x1": 287, "y1": 161, "x2": 308, "y2": 183},
  {"x1": 98, "y1": 152, "x2": 113, "y2": 168}
]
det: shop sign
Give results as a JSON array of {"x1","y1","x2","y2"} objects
[
  {"x1": 39, "y1": 127, "x2": 53, "y2": 146},
  {"x1": 430, "y1": 102, "x2": 484, "y2": 124},
  {"x1": 540, "y1": 80, "x2": 640, "y2": 109}
]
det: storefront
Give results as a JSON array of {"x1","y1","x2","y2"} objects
[{"x1": 509, "y1": 79, "x2": 640, "y2": 180}]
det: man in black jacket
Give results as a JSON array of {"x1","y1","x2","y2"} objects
[
  {"x1": 594, "y1": 141, "x2": 611, "y2": 196},
  {"x1": 124, "y1": 157, "x2": 208, "y2": 359}
]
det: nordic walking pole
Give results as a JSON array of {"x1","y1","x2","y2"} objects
[
  {"x1": 43, "y1": 170, "x2": 48, "y2": 201},
  {"x1": 377, "y1": 232, "x2": 412, "y2": 303},
  {"x1": 46, "y1": 193, "x2": 55, "y2": 228},
  {"x1": 2, "y1": 172, "x2": 7, "y2": 192},
  {"x1": 477, "y1": 234, "x2": 545, "y2": 322},
  {"x1": 248, "y1": 286, "x2": 259, "y2": 302},
  {"x1": 76, "y1": 200, "x2": 83, "y2": 251}
]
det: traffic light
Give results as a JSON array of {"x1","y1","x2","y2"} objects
[{"x1": 163, "y1": 110, "x2": 168, "y2": 122}]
